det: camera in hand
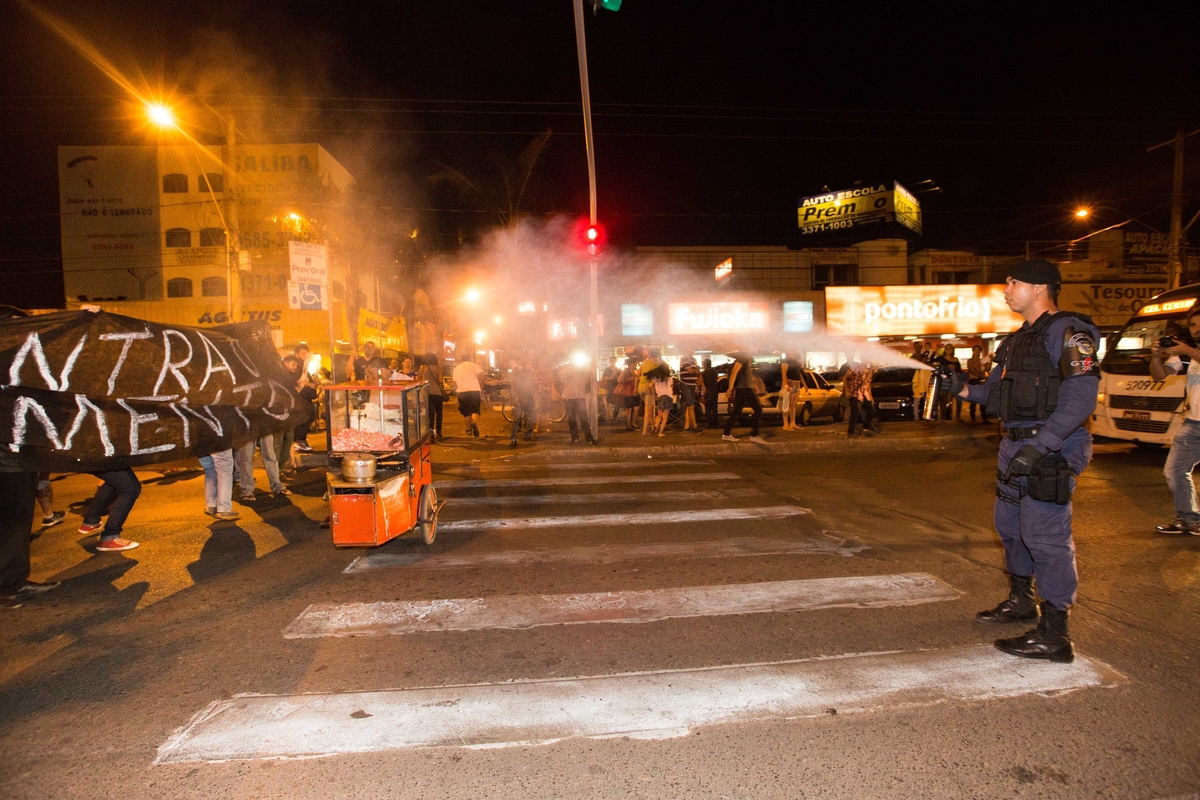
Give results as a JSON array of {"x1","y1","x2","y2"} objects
[{"x1": 1160, "y1": 336, "x2": 1178, "y2": 348}]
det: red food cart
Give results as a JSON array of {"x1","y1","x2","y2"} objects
[{"x1": 323, "y1": 380, "x2": 442, "y2": 547}]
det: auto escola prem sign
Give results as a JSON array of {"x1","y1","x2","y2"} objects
[
  {"x1": 824, "y1": 285, "x2": 1024, "y2": 337},
  {"x1": 668, "y1": 302, "x2": 769, "y2": 335}
]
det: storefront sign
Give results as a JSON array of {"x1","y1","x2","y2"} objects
[
  {"x1": 714, "y1": 258, "x2": 733, "y2": 282},
  {"x1": 1057, "y1": 283, "x2": 1168, "y2": 327},
  {"x1": 548, "y1": 319, "x2": 579, "y2": 341},
  {"x1": 782, "y1": 301, "x2": 814, "y2": 333},
  {"x1": 621, "y1": 304, "x2": 654, "y2": 336},
  {"x1": 796, "y1": 181, "x2": 921, "y2": 236},
  {"x1": 517, "y1": 301, "x2": 537, "y2": 315},
  {"x1": 668, "y1": 302, "x2": 769, "y2": 335},
  {"x1": 825, "y1": 285, "x2": 1024, "y2": 336},
  {"x1": 288, "y1": 241, "x2": 329, "y2": 285}
]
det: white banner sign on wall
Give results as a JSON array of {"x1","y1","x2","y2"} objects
[{"x1": 288, "y1": 241, "x2": 329, "y2": 285}]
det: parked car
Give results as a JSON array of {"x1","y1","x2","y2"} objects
[
  {"x1": 789, "y1": 368, "x2": 844, "y2": 425},
  {"x1": 871, "y1": 366, "x2": 918, "y2": 420}
]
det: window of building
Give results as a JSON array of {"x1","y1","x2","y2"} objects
[
  {"x1": 162, "y1": 173, "x2": 188, "y2": 193},
  {"x1": 166, "y1": 278, "x2": 194, "y2": 298},
  {"x1": 934, "y1": 270, "x2": 971, "y2": 284},
  {"x1": 812, "y1": 264, "x2": 855, "y2": 289},
  {"x1": 165, "y1": 228, "x2": 192, "y2": 248},
  {"x1": 199, "y1": 228, "x2": 226, "y2": 247},
  {"x1": 201, "y1": 276, "x2": 227, "y2": 297},
  {"x1": 197, "y1": 172, "x2": 223, "y2": 193}
]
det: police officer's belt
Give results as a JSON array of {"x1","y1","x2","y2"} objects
[{"x1": 1004, "y1": 426, "x2": 1043, "y2": 441}]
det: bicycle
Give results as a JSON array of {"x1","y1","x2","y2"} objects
[{"x1": 502, "y1": 393, "x2": 566, "y2": 423}]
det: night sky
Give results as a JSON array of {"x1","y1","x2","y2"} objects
[{"x1": 3, "y1": 0, "x2": 1199, "y2": 308}]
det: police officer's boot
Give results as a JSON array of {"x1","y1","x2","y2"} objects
[
  {"x1": 994, "y1": 602, "x2": 1074, "y2": 663},
  {"x1": 975, "y1": 573, "x2": 1039, "y2": 624}
]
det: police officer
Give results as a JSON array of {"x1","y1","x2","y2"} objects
[{"x1": 950, "y1": 260, "x2": 1099, "y2": 663}]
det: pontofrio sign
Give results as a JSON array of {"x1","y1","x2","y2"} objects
[
  {"x1": 824, "y1": 285, "x2": 1024, "y2": 337},
  {"x1": 668, "y1": 302, "x2": 769, "y2": 335}
]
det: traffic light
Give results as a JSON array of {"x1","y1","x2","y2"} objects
[
  {"x1": 576, "y1": 220, "x2": 605, "y2": 256},
  {"x1": 594, "y1": 0, "x2": 622, "y2": 10}
]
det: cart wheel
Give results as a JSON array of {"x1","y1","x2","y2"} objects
[
  {"x1": 501, "y1": 399, "x2": 515, "y2": 423},
  {"x1": 549, "y1": 399, "x2": 567, "y2": 423},
  {"x1": 417, "y1": 484, "x2": 438, "y2": 545}
]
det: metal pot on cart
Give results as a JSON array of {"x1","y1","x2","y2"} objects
[{"x1": 323, "y1": 379, "x2": 444, "y2": 547}]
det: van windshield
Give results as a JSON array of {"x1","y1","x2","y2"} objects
[{"x1": 1102, "y1": 314, "x2": 1191, "y2": 375}]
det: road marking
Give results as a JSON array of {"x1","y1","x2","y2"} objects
[
  {"x1": 440, "y1": 459, "x2": 716, "y2": 474},
  {"x1": 344, "y1": 534, "x2": 866, "y2": 573},
  {"x1": 444, "y1": 488, "x2": 761, "y2": 508},
  {"x1": 435, "y1": 472, "x2": 741, "y2": 490},
  {"x1": 437, "y1": 505, "x2": 811, "y2": 533},
  {"x1": 284, "y1": 573, "x2": 955, "y2": 638},
  {"x1": 155, "y1": 645, "x2": 1125, "y2": 762}
]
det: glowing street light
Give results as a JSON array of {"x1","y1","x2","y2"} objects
[
  {"x1": 493, "y1": 315, "x2": 503, "y2": 325},
  {"x1": 1075, "y1": 208, "x2": 1090, "y2": 219},
  {"x1": 464, "y1": 288, "x2": 481, "y2": 304},
  {"x1": 145, "y1": 102, "x2": 176, "y2": 129}
]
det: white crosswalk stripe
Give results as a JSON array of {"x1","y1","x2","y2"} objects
[
  {"x1": 435, "y1": 472, "x2": 740, "y2": 490},
  {"x1": 156, "y1": 645, "x2": 1125, "y2": 763},
  {"x1": 284, "y1": 573, "x2": 956, "y2": 637},
  {"x1": 343, "y1": 533, "x2": 865, "y2": 573},
  {"x1": 437, "y1": 504, "x2": 810, "y2": 533},
  {"x1": 445, "y1": 486, "x2": 762, "y2": 508},
  {"x1": 441, "y1": 459, "x2": 715, "y2": 474}
]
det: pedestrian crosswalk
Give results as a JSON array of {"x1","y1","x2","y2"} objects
[{"x1": 158, "y1": 458, "x2": 1126, "y2": 764}]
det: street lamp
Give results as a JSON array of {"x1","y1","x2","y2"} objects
[
  {"x1": 1074, "y1": 208, "x2": 1090, "y2": 219},
  {"x1": 464, "y1": 288, "x2": 481, "y2": 304},
  {"x1": 145, "y1": 102, "x2": 176, "y2": 130}
]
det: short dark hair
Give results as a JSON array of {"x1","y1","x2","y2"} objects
[{"x1": 1047, "y1": 283, "x2": 1061, "y2": 302}]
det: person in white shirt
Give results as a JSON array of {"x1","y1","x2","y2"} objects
[
  {"x1": 391, "y1": 356, "x2": 417, "y2": 381},
  {"x1": 1150, "y1": 308, "x2": 1200, "y2": 534},
  {"x1": 452, "y1": 353, "x2": 486, "y2": 438}
]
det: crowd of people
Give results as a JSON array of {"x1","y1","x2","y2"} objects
[{"x1": 909, "y1": 340, "x2": 993, "y2": 423}]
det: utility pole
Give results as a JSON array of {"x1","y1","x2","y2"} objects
[
  {"x1": 1148, "y1": 127, "x2": 1198, "y2": 289},
  {"x1": 573, "y1": 0, "x2": 600, "y2": 440},
  {"x1": 224, "y1": 115, "x2": 243, "y2": 323}
]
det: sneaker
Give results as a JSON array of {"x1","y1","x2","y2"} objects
[
  {"x1": 213, "y1": 511, "x2": 241, "y2": 521},
  {"x1": 41, "y1": 511, "x2": 66, "y2": 529},
  {"x1": 95, "y1": 537, "x2": 138, "y2": 553},
  {"x1": 862, "y1": 428, "x2": 878, "y2": 437},
  {"x1": 204, "y1": 507, "x2": 217, "y2": 518},
  {"x1": 295, "y1": 442, "x2": 314, "y2": 453},
  {"x1": 78, "y1": 522, "x2": 103, "y2": 535},
  {"x1": 509, "y1": 440, "x2": 519, "y2": 449},
  {"x1": 1156, "y1": 520, "x2": 1200, "y2": 535},
  {"x1": 722, "y1": 434, "x2": 738, "y2": 442},
  {"x1": 748, "y1": 436, "x2": 767, "y2": 444},
  {"x1": 587, "y1": 440, "x2": 598, "y2": 446}
]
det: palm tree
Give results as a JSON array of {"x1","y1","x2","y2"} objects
[{"x1": 428, "y1": 129, "x2": 553, "y2": 230}]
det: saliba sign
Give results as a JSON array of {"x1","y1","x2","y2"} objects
[{"x1": 0, "y1": 311, "x2": 308, "y2": 472}]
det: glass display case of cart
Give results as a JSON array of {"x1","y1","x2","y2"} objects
[{"x1": 324, "y1": 381, "x2": 431, "y2": 458}]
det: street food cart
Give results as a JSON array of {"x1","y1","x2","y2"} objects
[{"x1": 323, "y1": 380, "x2": 442, "y2": 547}]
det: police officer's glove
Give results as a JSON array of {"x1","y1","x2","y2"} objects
[
  {"x1": 1003, "y1": 444, "x2": 1043, "y2": 480},
  {"x1": 946, "y1": 369, "x2": 966, "y2": 398}
]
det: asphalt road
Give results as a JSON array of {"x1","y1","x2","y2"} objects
[{"x1": 2, "y1": 437, "x2": 1198, "y2": 799}]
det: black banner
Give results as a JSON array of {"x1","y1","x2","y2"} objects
[{"x1": 0, "y1": 310, "x2": 308, "y2": 472}]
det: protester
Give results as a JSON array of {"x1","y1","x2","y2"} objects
[
  {"x1": 722, "y1": 353, "x2": 764, "y2": 443},
  {"x1": 77, "y1": 468, "x2": 142, "y2": 552},
  {"x1": 780, "y1": 356, "x2": 804, "y2": 430},
  {"x1": 421, "y1": 355, "x2": 446, "y2": 441},
  {"x1": 235, "y1": 434, "x2": 289, "y2": 501},
  {"x1": 701, "y1": 357, "x2": 720, "y2": 430},
  {"x1": 600, "y1": 356, "x2": 619, "y2": 422},
  {"x1": 678, "y1": 356, "x2": 701, "y2": 432},
  {"x1": 508, "y1": 357, "x2": 540, "y2": 447},
  {"x1": 1150, "y1": 308, "x2": 1200, "y2": 534},
  {"x1": 966, "y1": 344, "x2": 991, "y2": 423},
  {"x1": 393, "y1": 356, "x2": 418, "y2": 381},
  {"x1": 638, "y1": 347, "x2": 665, "y2": 436},
  {"x1": 844, "y1": 361, "x2": 879, "y2": 438},
  {"x1": 35, "y1": 473, "x2": 65, "y2": 530},
  {"x1": 561, "y1": 360, "x2": 597, "y2": 445},
  {"x1": 291, "y1": 354, "x2": 319, "y2": 452},
  {"x1": 649, "y1": 362, "x2": 675, "y2": 437},
  {"x1": 935, "y1": 344, "x2": 964, "y2": 421},
  {"x1": 1, "y1": 472, "x2": 58, "y2": 602},
  {"x1": 453, "y1": 352, "x2": 486, "y2": 438},
  {"x1": 199, "y1": 448, "x2": 239, "y2": 521},
  {"x1": 615, "y1": 356, "x2": 640, "y2": 430},
  {"x1": 352, "y1": 341, "x2": 377, "y2": 381}
]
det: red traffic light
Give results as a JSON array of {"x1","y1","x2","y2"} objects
[{"x1": 574, "y1": 219, "x2": 606, "y2": 255}]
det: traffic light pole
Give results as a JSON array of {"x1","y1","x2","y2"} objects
[{"x1": 573, "y1": 0, "x2": 601, "y2": 439}]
